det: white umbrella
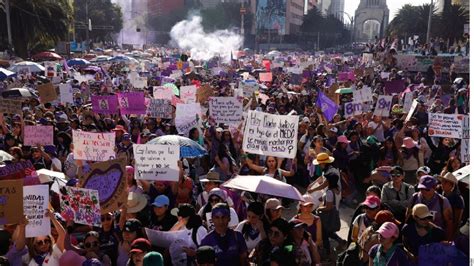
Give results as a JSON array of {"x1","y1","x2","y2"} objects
[
  {"x1": 223, "y1": 175, "x2": 304, "y2": 201},
  {"x1": 9, "y1": 61, "x2": 45, "y2": 73},
  {"x1": 453, "y1": 165, "x2": 469, "y2": 188},
  {"x1": 36, "y1": 169, "x2": 68, "y2": 193}
]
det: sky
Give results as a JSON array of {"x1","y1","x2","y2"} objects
[{"x1": 343, "y1": 0, "x2": 434, "y2": 23}]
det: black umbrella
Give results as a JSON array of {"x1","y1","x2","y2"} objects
[{"x1": 1, "y1": 88, "x2": 36, "y2": 98}]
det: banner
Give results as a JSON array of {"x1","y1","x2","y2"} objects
[
  {"x1": 91, "y1": 95, "x2": 119, "y2": 114},
  {"x1": 352, "y1": 86, "x2": 372, "y2": 103},
  {"x1": 59, "y1": 83, "x2": 74, "y2": 104},
  {"x1": 180, "y1": 85, "x2": 197, "y2": 103},
  {"x1": 344, "y1": 102, "x2": 363, "y2": 117},
  {"x1": 0, "y1": 98, "x2": 23, "y2": 114},
  {"x1": 384, "y1": 80, "x2": 405, "y2": 94},
  {"x1": 80, "y1": 159, "x2": 127, "y2": 214},
  {"x1": 373, "y1": 95, "x2": 393, "y2": 117},
  {"x1": 0, "y1": 179, "x2": 23, "y2": 225},
  {"x1": 37, "y1": 83, "x2": 57, "y2": 104},
  {"x1": 209, "y1": 97, "x2": 243, "y2": 125},
  {"x1": 117, "y1": 92, "x2": 146, "y2": 115},
  {"x1": 23, "y1": 185, "x2": 50, "y2": 237},
  {"x1": 153, "y1": 86, "x2": 173, "y2": 100},
  {"x1": 60, "y1": 186, "x2": 101, "y2": 227},
  {"x1": 0, "y1": 161, "x2": 35, "y2": 181},
  {"x1": 428, "y1": 113, "x2": 464, "y2": 139},
  {"x1": 243, "y1": 111, "x2": 299, "y2": 159},
  {"x1": 72, "y1": 130, "x2": 116, "y2": 161},
  {"x1": 147, "y1": 99, "x2": 173, "y2": 119},
  {"x1": 24, "y1": 126, "x2": 54, "y2": 146},
  {"x1": 133, "y1": 144, "x2": 180, "y2": 181}
]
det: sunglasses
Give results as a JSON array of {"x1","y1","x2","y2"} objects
[
  {"x1": 417, "y1": 216, "x2": 433, "y2": 221},
  {"x1": 101, "y1": 216, "x2": 112, "y2": 222},
  {"x1": 84, "y1": 241, "x2": 99, "y2": 249},
  {"x1": 35, "y1": 239, "x2": 51, "y2": 246},
  {"x1": 269, "y1": 230, "x2": 281, "y2": 237}
]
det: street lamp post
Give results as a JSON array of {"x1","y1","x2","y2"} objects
[
  {"x1": 426, "y1": 0, "x2": 434, "y2": 44},
  {"x1": 336, "y1": 11, "x2": 354, "y2": 45}
]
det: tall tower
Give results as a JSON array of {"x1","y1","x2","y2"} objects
[
  {"x1": 328, "y1": 0, "x2": 345, "y2": 22},
  {"x1": 354, "y1": 0, "x2": 389, "y2": 42}
]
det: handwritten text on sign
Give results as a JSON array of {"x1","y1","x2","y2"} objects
[
  {"x1": 243, "y1": 111, "x2": 299, "y2": 159},
  {"x1": 180, "y1": 85, "x2": 197, "y2": 103},
  {"x1": 23, "y1": 185, "x2": 50, "y2": 237},
  {"x1": 373, "y1": 95, "x2": 392, "y2": 117},
  {"x1": 133, "y1": 144, "x2": 180, "y2": 181},
  {"x1": 24, "y1": 126, "x2": 54, "y2": 146},
  {"x1": 148, "y1": 99, "x2": 173, "y2": 119},
  {"x1": 73, "y1": 130, "x2": 116, "y2": 161},
  {"x1": 209, "y1": 97, "x2": 243, "y2": 125},
  {"x1": 344, "y1": 102, "x2": 363, "y2": 117},
  {"x1": 428, "y1": 113, "x2": 464, "y2": 139}
]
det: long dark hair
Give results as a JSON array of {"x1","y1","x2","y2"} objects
[{"x1": 242, "y1": 202, "x2": 264, "y2": 238}]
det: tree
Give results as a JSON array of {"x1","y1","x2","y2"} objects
[
  {"x1": 433, "y1": 4, "x2": 469, "y2": 41},
  {"x1": 300, "y1": 8, "x2": 350, "y2": 49},
  {"x1": 73, "y1": 0, "x2": 123, "y2": 43}
]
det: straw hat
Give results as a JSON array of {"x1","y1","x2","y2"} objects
[{"x1": 312, "y1": 152, "x2": 335, "y2": 165}]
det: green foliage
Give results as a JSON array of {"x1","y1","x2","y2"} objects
[
  {"x1": 300, "y1": 8, "x2": 350, "y2": 49},
  {"x1": 74, "y1": 0, "x2": 123, "y2": 42}
]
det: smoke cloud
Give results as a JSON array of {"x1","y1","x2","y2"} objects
[{"x1": 170, "y1": 15, "x2": 243, "y2": 62}]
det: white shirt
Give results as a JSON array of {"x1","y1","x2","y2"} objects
[
  {"x1": 235, "y1": 221, "x2": 263, "y2": 252},
  {"x1": 27, "y1": 244, "x2": 63, "y2": 266},
  {"x1": 198, "y1": 207, "x2": 240, "y2": 230},
  {"x1": 368, "y1": 121, "x2": 384, "y2": 142}
]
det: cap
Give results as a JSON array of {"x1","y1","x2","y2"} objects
[
  {"x1": 375, "y1": 210, "x2": 401, "y2": 226},
  {"x1": 200, "y1": 172, "x2": 223, "y2": 183},
  {"x1": 196, "y1": 246, "x2": 216, "y2": 264},
  {"x1": 122, "y1": 133, "x2": 131, "y2": 141},
  {"x1": 152, "y1": 195, "x2": 170, "y2": 208},
  {"x1": 362, "y1": 195, "x2": 381, "y2": 209},
  {"x1": 312, "y1": 152, "x2": 335, "y2": 165},
  {"x1": 126, "y1": 165, "x2": 134, "y2": 174},
  {"x1": 124, "y1": 219, "x2": 143, "y2": 232},
  {"x1": 208, "y1": 188, "x2": 227, "y2": 201},
  {"x1": 390, "y1": 166, "x2": 404, "y2": 176},
  {"x1": 376, "y1": 222, "x2": 399, "y2": 239},
  {"x1": 417, "y1": 166, "x2": 431, "y2": 175},
  {"x1": 439, "y1": 172, "x2": 458, "y2": 184},
  {"x1": 215, "y1": 127, "x2": 224, "y2": 133},
  {"x1": 300, "y1": 194, "x2": 315, "y2": 207},
  {"x1": 337, "y1": 135, "x2": 350, "y2": 144},
  {"x1": 302, "y1": 117, "x2": 310, "y2": 123},
  {"x1": 129, "y1": 238, "x2": 151, "y2": 254},
  {"x1": 418, "y1": 175, "x2": 437, "y2": 190},
  {"x1": 289, "y1": 218, "x2": 307, "y2": 229},
  {"x1": 170, "y1": 203, "x2": 195, "y2": 218},
  {"x1": 412, "y1": 203, "x2": 433, "y2": 219},
  {"x1": 143, "y1": 251, "x2": 164, "y2": 266},
  {"x1": 265, "y1": 198, "x2": 283, "y2": 210},
  {"x1": 112, "y1": 125, "x2": 127, "y2": 133},
  {"x1": 329, "y1": 127, "x2": 338, "y2": 133},
  {"x1": 366, "y1": 135, "x2": 380, "y2": 145}
]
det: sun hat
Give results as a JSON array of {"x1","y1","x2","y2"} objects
[
  {"x1": 362, "y1": 195, "x2": 381, "y2": 209},
  {"x1": 199, "y1": 172, "x2": 223, "y2": 183},
  {"x1": 208, "y1": 188, "x2": 227, "y2": 201},
  {"x1": 265, "y1": 198, "x2": 283, "y2": 210},
  {"x1": 439, "y1": 172, "x2": 458, "y2": 184},
  {"x1": 418, "y1": 175, "x2": 437, "y2": 190},
  {"x1": 312, "y1": 152, "x2": 335, "y2": 165},
  {"x1": 412, "y1": 203, "x2": 433, "y2": 219},
  {"x1": 376, "y1": 222, "x2": 399, "y2": 238},
  {"x1": 401, "y1": 137, "x2": 418, "y2": 149},
  {"x1": 126, "y1": 192, "x2": 148, "y2": 214}
]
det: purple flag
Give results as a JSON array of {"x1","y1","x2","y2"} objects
[
  {"x1": 316, "y1": 91, "x2": 338, "y2": 121},
  {"x1": 117, "y1": 92, "x2": 146, "y2": 115},
  {"x1": 91, "y1": 95, "x2": 119, "y2": 115}
]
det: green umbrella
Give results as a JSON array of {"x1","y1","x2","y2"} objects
[
  {"x1": 163, "y1": 83, "x2": 180, "y2": 96},
  {"x1": 335, "y1": 87, "x2": 353, "y2": 94}
]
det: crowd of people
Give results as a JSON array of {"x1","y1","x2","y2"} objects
[{"x1": 0, "y1": 39, "x2": 470, "y2": 266}]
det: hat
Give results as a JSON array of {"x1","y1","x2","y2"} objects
[
  {"x1": 390, "y1": 166, "x2": 404, "y2": 176},
  {"x1": 129, "y1": 238, "x2": 151, "y2": 254},
  {"x1": 265, "y1": 198, "x2": 283, "y2": 210},
  {"x1": 312, "y1": 152, "x2": 335, "y2": 165},
  {"x1": 337, "y1": 135, "x2": 350, "y2": 144},
  {"x1": 66, "y1": 178, "x2": 79, "y2": 187},
  {"x1": 418, "y1": 175, "x2": 437, "y2": 190},
  {"x1": 126, "y1": 165, "x2": 134, "y2": 174},
  {"x1": 170, "y1": 203, "x2": 195, "y2": 218},
  {"x1": 412, "y1": 203, "x2": 433, "y2": 219},
  {"x1": 215, "y1": 127, "x2": 224, "y2": 133},
  {"x1": 196, "y1": 246, "x2": 216, "y2": 264},
  {"x1": 143, "y1": 251, "x2": 164, "y2": 266},
  {"x1": 200, "y1": 172, "x2": 223, "y2": 183},
  {"x1": 362, "y1": 195, "x2": 381, "y2": 209},
  {"x1": 59, "y1": 250, "x2": 86, "y2": 266},
  {"x1": 289, "y1": 218, "x2": 307, "y2": 229},
  {"x1": 122, "y1": 133, "x2": 131, "y2": 141},
  {"x1": 152, "y1": 195, "x2": 170, "y2": 208},
  {"x1": 126, "y1": 192, "x2": 148, "y2": 213},
  {"x1": 112, "y1": 125, "x2": 127, "y2": 133},
  {"x1": 140, "y1": 129, "x2": 151, "y2": 137},
  {"x1": 401, "y1": 137, "x2": 418, "y2": 149},
  {"x1": 299, "y1": 194, "x2": 315, "y2": 207},
  {"x1": 376, "y1": 222, "x2": 399, "y2": 239},
  {"x1": 208, "y1": 188, "x2": 227, "y2": 201},
  {"x1": 44, "y1": 145, "x2": 57, "y2": 157},
  {"x1": 302, "y1": 117, "x2": 310, "y2": 123},
  {"x1": 439, "y1": 172, "x2": 458, "y2": 184},
  {"x1": 211, "y1": 203, "x2": 231, "y2": 217},
  {"x1": 366, "y1": 135, "x2": 380, "y2": 145},
  {"x1": 124, "y1": 219, "x2": 143, "y2": 232},
  {"x1": 329, "y1": 127, "x2": 338, "y2": 133},
  {"x1": 375, "y1": 210, "x2": 401, "y2": 226},
  {"x1": 417, "y1": 166, "x2": 431, "y2": 175}
]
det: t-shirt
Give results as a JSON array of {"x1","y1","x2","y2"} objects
[
  {"x1": 401, "y1": 222, "x2": 445, "y2": 256},
  {"x1": 368, "y1": 244, "x2": 410, "y2": 266},
  {"x1": 6, "y1": 244, "x2": 28, "y2": 266},
  {"x1": 412, "y1": 192, "x2": 451, "y2": 228},
  {"x1": 150, "y1": 213, "x2": 178, "y2": 231},
  {"x1": 27, "y1": 244, "x2": 63, "y2": 266},
  {"x1": 352, "y1": 213, "x2": 373, "y2": 241},
  {"x1": 235, "y1": 221, "x2": 263, "y2": 252},
  {"x1": 200, "y1": 229, "x2": 248, "y2": 266}
]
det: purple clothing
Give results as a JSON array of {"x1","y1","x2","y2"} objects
[
  {"x1": 6, "y1": 244, "x2": 28, "y2": 266},
  {"x1": 401, "y1": 222, "x2": 445, "y2": 256},
  {"x1": 200, "y1": 229, "x2": 247, "y2": 266}
]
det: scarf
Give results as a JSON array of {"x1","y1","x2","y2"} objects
[
  {"x1": 374, "y1": 244, "x2": 397, "y2": 266},
  {"x1": 33, "y1": 253, "x2": 48, "y2": 266}
]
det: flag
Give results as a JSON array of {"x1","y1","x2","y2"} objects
[{"x1": 316, "y1": 91, "x2": 338, "y2": 121}]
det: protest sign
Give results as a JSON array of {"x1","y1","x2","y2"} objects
[
  {"x1": 403, "y1": 91, "x2": 414, "y2": 113},
  {"x1": 405, "y1": 100, "x2": 418, "y2": 122},
  {"x1": 175, "y1": 116, "x2": 199, "y2": 135},
  {"x1": 72, "y1": 130, "x2": 116, "y2": 161},
  {"x1": 373, "y1": 95, "x2": 392, "y2": 117},
  {"x1": 384, "y1": 80, "x2": 405, "y2": 94},
  {"x1": 428, "y1": 113, "x2": 464, "y2": 139},
  {"x1": 80, "y1": 159, "x2": 127, "y2": 214},
  {"x1": 0, "y1": 179, "x2": 23, "y2": 225},
  {"x1": 0, "y1": 161, "x2": 35, "y2": 181},
  {"x1": 131, "y1": 77, "x2": 148, "y2": 89},
  {"x1": 59, "y1": 83, "x2": 74, "y2": 104},
  {"x1": 344, "y1": 102, "x2": 363, "y2": 117},
  {"x1": 147, "y1": 99, "x2": 173, "y2": 118},
  {"x1": 337, "y1": 72, "x2": 355, "y2": 82},
  {"x1": 24, "y1": 126, "x2": 54, "y2": 146},
  {"x1": 259, "y1": 72, "x2": 273, "y2": 82},
  {"x1": 352, "y1": 86, "x2": 372, "y2": 103},
  {"x1": 239, "y1": 80, "x2": 259, "y2": 98},
  {"x1": 37, "y1": 83, "x2": 57, "y2": 103},
  {"x1": 145, "y1": 227, "x2": 190, "y2": 247},
  {"x1": 0, "y1": 98, "x2": 23, "y2": 114},
  {"x1": 118, "y1": 92, "x2": 146, "y2": 115},
  {"x1": 153, "y1": 86, "x2": 173, "y2": 100},
  {"x1": 380, "y1": 72, "x2": 390, "y2": 79},
  {"x1": 243, "y1": 111, "x2": 299, "y2": 159},
  {"x1": 316, "y1": 91, "x2": 338, "y2": 121},
  {"x1": 163, "y1": 83, "x2": 180, "y2": 96},
  {"x1": 209, "y1": 97, "x2": 243, "y2": 125},
  {"x1": 418, "y1": 242, "x2": 468, "y2": 266},
  {"x1": 91, "y1": 95, "x2": 119, "y2": 114},
  {"x1": 23, "y1": 185, "x2": 50, "y2": 237},
  {"x1": 462, "y1": 116, "x2": 469, "y2": 139},
  {"x1": 197, "y1": 85, "x2": 213, "y2": 104},
  {"x1": 133, "y1": 144, "x2": 180, "y2": 181},
  {"x1": 180, "y1": 85, "x2": 197, "y2": 103},
  {"x1": 362, "y1": 53, "x2": 373, "y2": 65},
  {"x1": 461, "y1": 139, "x2": 469, "y2": 163},
  {"x1": 176, "y1": 103, "x2": 201, "y2": 119},
  {"x1": 60, "y1": 186, "x2": 101, "y2": 227}
]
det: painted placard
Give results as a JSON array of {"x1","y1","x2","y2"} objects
[
  {"x1": 117, "y1": 92, "x2": 146, "y2": 115},
  {"x1": 373, "y1": 95, "x2": 393, "y2": 117},
  {"x1": 153, "y1": 86, "x2": 173, "y2": 100},
  {"x1": 428, "y1": 113, "x2": 464, "y2": 139},
  {"x1": 24, "y1": 125, "x2": 54, "y2": 146},
  {"x1": 133, "y1": 144, "x2": 180, "y2": 181},
  {"x1": 352, "y1": 86, "x2": 372, "y2": 103},
  {"x1": 242, "y1": 111, "x2": 299, "y2": 159},
  {"x1": 23, "y1": 185, "x2": 50, "y2": 237},
  {"x1": 344, "y1": 101, "x2": 363, "y2": 117},
  {"x1": 0, "y1": 179, "x2": 23, "y2": 225},
  {"x1": 72, "y1": 130, "x2": 116, "y2": 161},
  {"x1": 209, "y1": 97, "x2": 243, "y2": 125},
  {"x1": 80, "y1": 159, "x2": 127, "y2": 214},
  {"x1": 147, "y1": 99, "x2": 173, "y2": 119},
  {"x1": 37, "y1": 83, "x2": 57, "y2": 104},
  {"x1": 60, "y1": 186, "x2": 101, "y2": 227},
  {"x1": 59, "y1": 83, "x2": 74, "y2": 104},
  {"x1": 180, "y1": 85, "x2": 197, "y2": 103},
  {"x1": 0, "y1": 98, "x2": 23, "y2": 114},
  {"x1": 197, "y1": 85, "x2": 213, "y2": 104},
  {"x1": 91, "y1": 95, "x2": 119, "y2": 114}
]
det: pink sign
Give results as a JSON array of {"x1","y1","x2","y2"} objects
[
  {"x1": 259, "y1": 72, "x2": 273, "y2": 82},
  {"x1": 24, "y1": 126, "x2": 54, "y2": 146}
]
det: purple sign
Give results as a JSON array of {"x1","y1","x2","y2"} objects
[
  {"x1": 384, "y1": 80, "x2": 406, "y2": 94},
  {"x1": 91, "y1": 95, "x2": 119, "y2": 115},
  {"x1": 117, "y1": 92, "x2": 146, "y2": 115}
]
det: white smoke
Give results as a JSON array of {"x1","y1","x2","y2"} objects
[
  {"x1": 170, "y1": 15, "x2": 243, "y2": 62},
  {"x1": 112, "y1": 0, "x2": 148, "y2": 47}
]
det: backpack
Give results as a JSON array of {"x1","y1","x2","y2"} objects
[{"x1": 337, "y1": 242, "x2": 361, "y2": 266}]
